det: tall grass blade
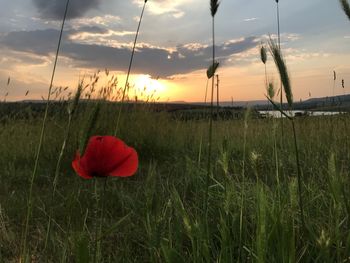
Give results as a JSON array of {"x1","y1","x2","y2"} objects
[
  {"x1": 44, "y1": 82, "x2": 82, "y2": 251},
  {"x1": 79, "y1": 102, "x2": 101, "y2": 154},
  {"x1": 74, "y1": 233, "x2": 90, "y2": 263},
  {"x1": 256, "y1": 185, "x2": 267, "y2": 263},
  {"x1": 114, "y1": 0, "x2": 148, "y2": 135},
  {"x1": 21, "y1": 0, "x2": 70, "y2": 260}
]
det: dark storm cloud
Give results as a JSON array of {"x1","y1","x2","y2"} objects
[
  {"x1": 0, "y1": 28, "x2": 258, "y2": 77},
  {"x1": 32, "y1": 0, "x2": 102, "y2": 19},
  {"x1": 76, "y1": 26, "x2": 109, "y2": 34},
  {"x1": 1, "y1": 29, "x2": 64, "y2": 55}
]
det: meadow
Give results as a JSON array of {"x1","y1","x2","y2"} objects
[
  {"x1": 0, "y1": 100, "x2": 350, "y2": 262},
  {"x1": 1, "y1": 0, "x2": 350, "y2": 262}
]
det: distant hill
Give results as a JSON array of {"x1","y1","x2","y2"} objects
[
  {"x1": 11, "y1": 94, "x2": 350, "y2": 112},
  {"x1": 188, "y1": 100, "x2": 269, "y2": 107},
  {"x1": 186, "y1": 94, "x2": 350, "y2": 111},
  {"x1": 258, "y1": 94, "x2": 350, "y2": 111}
]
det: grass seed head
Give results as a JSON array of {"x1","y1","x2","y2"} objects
[
  {"x1": 260, "y1": 44, "x2": 267, "y2": 65},
  {"x1": 207, "y1": 61, "x2": 219, "y2": 79},
  {"x1": 68, "y1": 81, "x2": 83, "y2": 116},
  {"x1": 340, "y1": 0, "x2": 350, "y2": 20},
  {"x1": 267, "y1": 81, "x2": 275, "y2": 100},
  {"x1": 268, "y1": 37, "x2": 293, "y2": 107},
  {"x1": 210, "y1": 0, "x2": 220, "y2": 17},
  {"x1": 79, "y1": 102, "x2": 101, "y2": 154}
]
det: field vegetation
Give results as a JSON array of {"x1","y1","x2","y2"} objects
[
  {"x1": 1, "y1": 0, "x2": 350, "y2": 262},
  {"x1": 0, "y1": 99, "x2": 350, "y2": 262}
]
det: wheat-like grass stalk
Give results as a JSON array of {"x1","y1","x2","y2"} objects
[
  {"x1": 202, "y1": 2, "x2": 221, "y2": 253},
  {"x1": 205, "y1": 0, "x2": 220, "y2": 218},
  {"x1": 206, "y1": 61, "x2": 219, "y2": 79},
  {"x1": 274, "y1": 0, "x2": 284, "y2": 123},
  {"x1": 260, "y1": 44, "x2": 268, "y2": 94},
  {"x1": 21, "y1": 0, "x2": 70, "y2": 260},
  {"x1": 333, "y1": 70, "x2": 337, "y2": 98},
  {"x1": 267, "y1": 81, "x2": 276, "y2": 101},
  {"x1": 340, "y1": 0, "x2": 350, "y2": 20},
  {"x1": 267, "y1": 39, "x2": 306, "y2": 231},
  {"x1": 114, "y1": 0, "x2": 148, "y2": 135},
  {"x1": 268, "y1": 38, "x2": 293, "y2": 107},
  {"x1": 260, "y1": 44, "x2": 267, "y2": 65},
  {"x1": 216, "y1": 74, "x2": 220, "y2": 115},
  {"x1": 210, "y1": 0, "x2": 219, "y2": 16},
  {"x1": 204, "y1": 79, "x2": 209, "y2": 104}
]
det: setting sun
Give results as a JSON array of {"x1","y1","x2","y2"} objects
[{"x1": 132, "y1": 74, "x2": 167, "y2": 100}]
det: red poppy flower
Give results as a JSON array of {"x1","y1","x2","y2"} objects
[{"x1": 72, "y1": 136, "x2": 138, "y2": 179}]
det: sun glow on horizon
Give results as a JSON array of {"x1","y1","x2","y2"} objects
[{"x1": 132, "y1": 74, "x2": 167, "y2": 101}]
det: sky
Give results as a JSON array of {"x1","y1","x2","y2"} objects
[{"x1": 0, "y1": 0, "x2": 349, "y2": 102}]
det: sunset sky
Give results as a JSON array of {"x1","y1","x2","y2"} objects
[{"x1": 0, "y1": 0, "x2": 350, "y2": 102}]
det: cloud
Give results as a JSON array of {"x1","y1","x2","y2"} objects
[
  {"x1": 259, "y1": 33, "x2": 301, "y2": 43},
  {"x1": 133, "y1": 0, "x2": 191, "y2": 19},
  {"x1": 0, "y1": 28, "x2": 258, "y2": 77},
  {"x1": 32, "y1": 0, "x2": 102, "y2": 20},
  {"x1": 1, "y1": 29, "x2": 62, "y2": 55},
  {"x1": 244, "y1": 17, "x2": 258, "y2": 22},
  {"x1": 72, "y1": 15, "x2": 121, "y2": 27}
]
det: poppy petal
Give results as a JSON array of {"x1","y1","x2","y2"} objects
[
  {"x1": 82, "y1": 136, "x2": 137, "y2": 176},
  {"x1": 72, "y1": 152, "x2": 93, "y2": 179},
  {"x1": 109, "y1": 147, "x2": 138, "y2": 177}
]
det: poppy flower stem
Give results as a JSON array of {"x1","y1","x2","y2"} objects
[
  {"x1": 113, "y1": 1, "x2": 147, "y2": 136},
  {"x1": 20, "y1": 0, "x2": 70, "y2": 260},
  {"x1": 94, "y1": 177, "x2": 108, "y2": 263},
  {"x1": 93, "y1": 178, "x2": 101, "y2": 263}
]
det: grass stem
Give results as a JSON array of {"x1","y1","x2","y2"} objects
[
  {"x1": 21, "y1": 0, "x2": 70, "y2": 260},
  {"x1": 291, "y1": 119, "x2": 306, "y2": 230},
  {"x1": 114, "y1": 1, "x2": 147, "y2": 136}
]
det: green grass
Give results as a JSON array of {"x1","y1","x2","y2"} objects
[{"x1": 0, "y1": 104, "x2": 350, "y2": 262}]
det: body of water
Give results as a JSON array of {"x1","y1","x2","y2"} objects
[{"x1": 259, "y1": 110, "x2": 345, "y2": 118}]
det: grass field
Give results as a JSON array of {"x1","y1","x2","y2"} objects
[
  {"x1": 0, "y1": 102, "x2": 350, "y2": 262},
  {"x1": 1, "y1": 0, "x2": 350, "y2": 261}
]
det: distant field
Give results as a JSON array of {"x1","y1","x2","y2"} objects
[{"x1": 1, "y1": 102, "x2": 350, "y2": 262}]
